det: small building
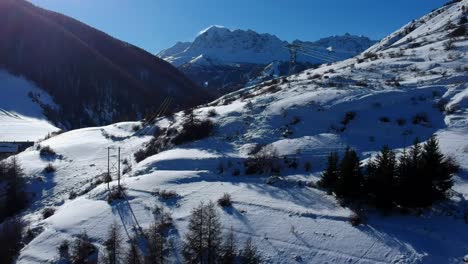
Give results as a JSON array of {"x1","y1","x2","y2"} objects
[{"x1": 0, "y1": 141, "x2": 34, "y2": 160}]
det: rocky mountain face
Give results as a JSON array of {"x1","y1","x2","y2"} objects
[
  {"x1": 157, "y1": 26, "x2": 377, "y2": 94},
  {"x1": 0, "y1": 0, "x2": 208, "y2": 129}
]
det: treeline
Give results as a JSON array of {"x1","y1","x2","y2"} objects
[
  {"x1": 0, "y1": 157, "x2": 28, "y2": 263},
  {"x1": 319, "y1": 137, "x2": 459, "y2": 210},
  {"x1": 0, "y1": 157, "x2": 28, "y2": 220},
  {"x1": 57, "y1": 202, "x2": 262, "y2": 264}
]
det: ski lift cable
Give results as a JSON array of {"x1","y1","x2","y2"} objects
[
  {"x1": 293, "y1": 48, "x2": 336, "y2": 63},
  {"x1": 293, "y1": 45, "x2": 342, "y2": 61},
  {"x1": 285, "y1": 44, "x2": 339, "y2": 62},
  {"x1": 295, "y1": 49, "x2": 337, "y2": 62},
  {"x1": 292, "y1": 42, "x2": 358, "y2": 56},
  {"x1": 296, "y1": 46, "x2": 341, "y2": 61}
]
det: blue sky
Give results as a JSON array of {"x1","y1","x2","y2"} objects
[{"x1": 29, "y1": 0, "x2": 447, "y2": 54}]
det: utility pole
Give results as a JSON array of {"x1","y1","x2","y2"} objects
[
  {"x1": 117, "y1": 147, "x2": 121, "y2": 189},
  {"x1": 107, "y1": 147, "x2": 110, "y2": 190}
]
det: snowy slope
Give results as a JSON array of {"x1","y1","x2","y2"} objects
[
  {"x1": 0, "y1": 69, "x2": 59, "y2": 141},
  {"x1": 13, "y1": 1, "x2": 468, "y2": 263}
]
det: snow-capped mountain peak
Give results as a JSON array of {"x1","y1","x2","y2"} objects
[{"x1": 158, "y1": 27, "x2": 377, "y2": 67}]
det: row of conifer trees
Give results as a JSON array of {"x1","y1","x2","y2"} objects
[
  {"x1": 318, "y1": 137, "x2": 459, "y2": 210},
  {"x1": 57, "y1": 202, "x2": 262, "y2": 264}
]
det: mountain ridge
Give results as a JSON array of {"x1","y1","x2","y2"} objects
[
  {"x1": 158, "y1": 26, "x2": 377, "y2": 66},
  {"x1": 0, "y1": 0, "x2": 208, "y2": 129},
  {"x1": 157, "y1": 26, "x2": 377, "y2": 95}
]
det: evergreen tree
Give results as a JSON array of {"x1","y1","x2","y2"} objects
[
  {"x1": 239, "y1": 238, "x2": 261, "y2": 264},
  {"x1": 183, "y1": 201, "x2": 222, "y2": 264},
  {"x1": 407, "y1": 139, "x2": 429, "y2": 206},
  {"x1": 125, "y1": 238, "x2": 142, "y2": 264},
  {"x1": 103, "y1": 222, "x2": 122, "y2": 264},
  {"x1": 183, "y1": 202, "x2": 205, "y2": 263},
  {"x1": 0, "y1": 217, "x2": 24, "y2": 264},
  {"x1": 421, "y1": 137, "x2": 459, "y2": 202},
  {"x1": 219, "y1": 227, "x2": 237, "y2": 264},
  {"x1": 318, "y1": 152, "x2": 339, "y2": 191},
  {"x1": 204, "y1": 202, "x2": 222, "y2": 264},
  {"x1": 335, "y1": 147, "x2": 362, "y2": 199},
  {"x1": 367, "y1": 146, "x2": 397, "y2": 210},
  {"x1": 395, "y1": 148, "x2": 412, "y2": 206},
  {"x1": 5, "y1": 157, "x2": 28, "y2": 217},
  {"x1": 146, "y1": 218, "x2": 167, "y2": 264},
  {"x1": 71, "y1": 231, "x2": 95, "y2": 264}
]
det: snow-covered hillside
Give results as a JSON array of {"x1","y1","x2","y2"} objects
[
  {"x1": 12, "y1": 1, "x2": 468, "y2": 263},
  {"x1": 0, "y1": 70, "x2": 59, "y2": 141}
]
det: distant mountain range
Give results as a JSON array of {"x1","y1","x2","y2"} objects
[
  {"x1": 0, "y1": 0, "x2": 207, "y2": 129},
  {"x1": 157, "y1": 26, "x2": 377, "y2": 94}
]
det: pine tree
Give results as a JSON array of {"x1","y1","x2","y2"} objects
[
  {"x1": 183, "y1": 201, "x2": 222, "y2": 264},
  {"x1": 71, "y1": 231, "x2": 95, "y2": 264},
  {"x1": 0, "y1": 217, "x2": 24, "y2": 264},
  {"x1": 395, "y1": 148, "x2": 412, "y2": 206},
  {"x1": 367, "y1": 146, "x2": 397, "y2": 210},
  {"x1": 5, "y1": 157, "x2": 28, "y2": 217},
  {"x1": 335, "y1": 147, "x2": 362, "y2": 199},
  {"x1": 125, "y1": 238, "x2": 142, "y2": 264},
  {"x1": 204, "y1": 202, "x2": 222, "y2": 264},
  {"x1": 183, "y1": 202, "x2": 205, "y2": 263},
  {"x1": 421, "y1": 137, "x2": 458, "y2": 202},
  {"x1": 103, "y1": 222, "x2": 122, "y2": 264},
  {"x1": 219, "y1": 227, "x2": 237, "y2": 264},
  {"x1": 318, "y1": 152, "x2": 339, "y2": 191},
  {"x1": 408, "y1": 139, "x2": 427, "y2": 206},
  {"x1": 146, "y1": 217, "x2": 168, "y2": 264},
  {"x1": 239, "y1": 238, "x2": 261, "y2": 264}
]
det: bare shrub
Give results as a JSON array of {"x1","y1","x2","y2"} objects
[
  {"x1": 217, "y1": 193, "x2": 232, "y2": 208},
  {"x1": 396, "y1": 118, "x2": 407, "y2": 126},
  {"x1": 173, "y1": 119, "x2": 214, "y2": 145},
  {"x1": 42, "y1": 207, "x2": 55, "y2": 219},
  {"x1": 379, "y1": 116, "x2": 391, "y2": 123},
  {"x1": 156, "y1": 189, "x2": 178, "y2": 200},
  {"x1": 444, "y1": 39, "x2": 455, "y2": 50},
  {"x1": 39, "y1": 146, "x2": 56, "y2": 157},
  {"x1": 207, "y1": 109, "x2": 218, "y2": 117},
  {"x1": 107, "y1": 186, "x2": 125, "y2": 203},
  {"x1": 412, "y1": 113, "x2": 429, "y2": 125},
  {"x1": 341, "y1": 111, "x2": 356, "y2": 125},
  {"x1": 349, "y1": 212, "x2": 363, "y2": 226},
  {"x1": 449, "y1": 25, "x2": 466, "y2": 37},
  {"x1": 244, "y1": 145, "x2": 281, "y2": 175},
  {"x1": 43, "y1": 163, "x2": 56, "y2": 173}
]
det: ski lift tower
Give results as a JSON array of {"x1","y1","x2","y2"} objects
[{"x1": 286, "y1": 43, "x2": 299, "y2": 74}]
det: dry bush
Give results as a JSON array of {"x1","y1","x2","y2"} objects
[{"x1": 217, "y1": 193, "x2": 232, "y2": 208}]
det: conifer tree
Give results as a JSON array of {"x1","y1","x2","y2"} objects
[
  {"x1": 183, "y1": 202, "x2": 205, "y2": 263},
  {"x1": 103, "y1": 222, "x2": 122, "y2": 264},
  {"x1": 335, "y1": 147, "x2": 362, "y2": 199},
  {"x1": 395, "y1": 148, "x2": 412, "y2": 205},
  {"x1": 125, "y1": 237, "x2": 142, "y2": 264},
  {"x1": 421, "y1": 137, "x2": 458, "y2": 202},
  {"x1": 219, "y1": 227, "x2": 237, "y2": 264},
  {"x1": 5, "y1": 157, "x2": 28, "y2": 217},
  {"x1": 239, "y1": 238, "x2": 261, "y2": 264},
  {"x1": 71, "y1": 231, "x2": 95, "y2": 264},
  {"x1": 183, "y1": 201, "x2": 222, "y2": 264},
  {"x1": 318, "y1": 152, "x2": 339, "y2": 191},
  {"x1": 146, "y1": 218, "x2": 167, "y2": 264},
  {"x1": 205, "y1": 202, "x2": 222, "y2": 264},
  {"x1": 367, "y1": 146, "x2": 397, "y2": 209}
]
